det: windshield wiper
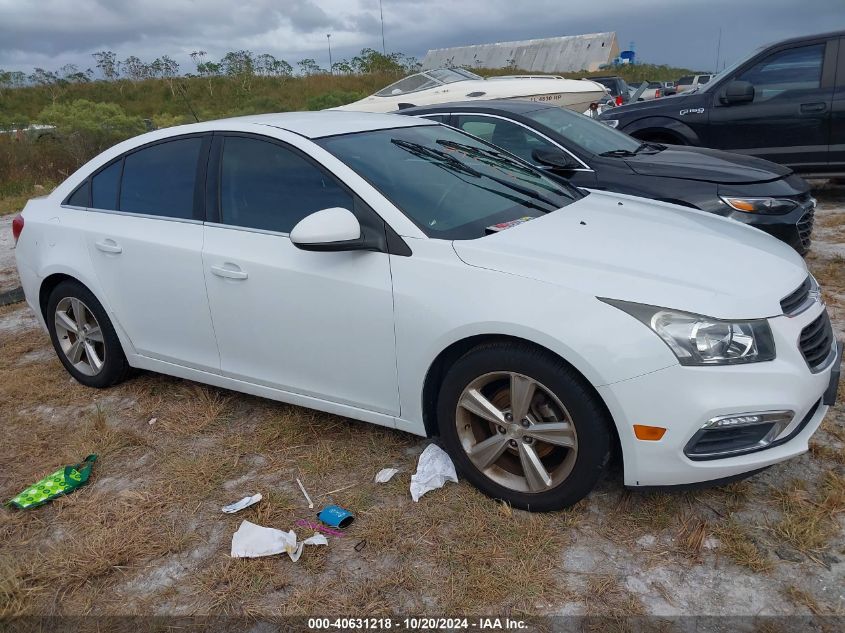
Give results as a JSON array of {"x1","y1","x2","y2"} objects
[
  {"x1": 634, "y1": 142, "x2": 666, "y2": 154},
  {"x1": 598, "y1": 149, "x2": 636, "y2": 157},
  {"x1": 391, "y1": 139, "x2": 565, "y2": 211}
]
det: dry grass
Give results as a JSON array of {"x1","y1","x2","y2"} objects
[
  {"x1": 768, "y1": 475, "x2": 845, "y2": 555},
  {"x1": 582, "y1": 574, "x2": 645, "y2": 633},
  {"x1": 712, "y1": 519, "x2": 773, "y2": 572}
]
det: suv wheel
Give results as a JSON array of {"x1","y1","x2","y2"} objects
[
  {"x1": 46, "y1": 280, "x2": 130, "y2": 388},
  {"x1": 437, "y1": 342, "x2": 612, "y2": 511}
]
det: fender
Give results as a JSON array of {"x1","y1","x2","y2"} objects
[
  {"x1": 619, "y1": 116, "x2": 702, "y2": 146},
  {"x1": 36, "y1": 263, "x2": 139, "y2": 358}
]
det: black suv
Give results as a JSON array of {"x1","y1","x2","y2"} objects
[{"x1": 599, "y1": 30, "x2": 845, "y2": 176}]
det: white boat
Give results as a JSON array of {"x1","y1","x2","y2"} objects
[{"x1": 335, "y1": 68, "x2": 608, "y2": 113}]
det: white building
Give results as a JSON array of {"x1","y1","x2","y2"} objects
[{"x1": 422, "y1": 32, "x2": 620, "y2": 73}]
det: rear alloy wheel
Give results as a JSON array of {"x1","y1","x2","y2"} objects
[
  {"x1": 54, "y1": 296, "x2": 105, "y2": 376},
  {"x1": 438, "y1": 343, "x2": 611, "y2": 511},
  {"x1": 46, "y1": 280, "x2": 130, "y2": 388}
]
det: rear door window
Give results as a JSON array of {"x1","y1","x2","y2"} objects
[{"x1": 119, "y1": 137, "x2": 203, "y2": 219}]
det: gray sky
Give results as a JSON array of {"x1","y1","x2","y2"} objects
[{"x1": 0, "y1": 0, "x2": 842, "y2": 75}]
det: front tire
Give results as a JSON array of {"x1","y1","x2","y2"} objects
[
  {"x1": 46, "y1": 280, "x2": 129, "y2": 388},
  {"x1": 437, "y1": 342, "x2": 612, "y2": 511}
]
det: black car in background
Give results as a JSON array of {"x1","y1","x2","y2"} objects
[
  {"x1": 599, "y1": 30, "x2": 845, "y2": 177},
  {"x1": 400, "y1": 100, "x2": 816, "y2": 253}
]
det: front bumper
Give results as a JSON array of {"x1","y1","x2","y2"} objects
[{"x1": 598, "y1": 302, "x2": 839, "y2": 487}]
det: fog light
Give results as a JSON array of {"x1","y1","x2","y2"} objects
[
  {"x1": 685, "y1": 410, "x2": 795, "y2": 460},
  {"x1": 703, "y1": 411, "x2": 793, "y2": 430}
]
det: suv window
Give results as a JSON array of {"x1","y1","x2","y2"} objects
[
  {"x1": 220, "y1": 136, "x2": 353, "y2": 233},
  {"x1": 91, "y1": 160, "x2": 121, "y2": 210},
  {"x1": 677, "y1": 76, "x2": 693, "y2": 86},
  {"x1": 737, "y1": 44, "x2": 824, "y2": 101},
  {"x1": 698, "y1": 75, "x2": 711, "y2": 84},
  {"x1": 119, "y1": 137, "x2": 202, "y2": 218},
  {"x1": 454, "y1": 115, "x2": 556, "y2": 164}
]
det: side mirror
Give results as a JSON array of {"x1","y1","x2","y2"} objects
[
  {"x1": 290, "y1": 207, "x2": 363, "y2": 252},
  {"x1": 532, "y1": 148, "x2": 579, "y2": 171},
  {"x1": 723, "y1": 80, "x2": 754, "y2": 105}
]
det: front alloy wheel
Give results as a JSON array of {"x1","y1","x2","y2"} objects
[
  {"x1": 456, "y1": 372, "x2": 578, "y2": 493},
  {"x1": 438, "y1": 342, "x2": 611, "y2": 511}
]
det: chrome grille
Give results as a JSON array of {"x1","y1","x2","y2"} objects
[
  {"x1": 796, "y1": 205, "x2": 815, "y2": 251},
  {"x1": 780, "y1": 276, "x2": 812, "y2": 315},
  {"x1": 799, "y1": 311, "x2": 834, "y2": 371}
]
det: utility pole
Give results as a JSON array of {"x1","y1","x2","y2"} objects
[
  {"x1": 379, "y1": 0, "x2": 386, "y2": 54},
  {"x1": 327, "y1": 33, "x2": 333, "y2": 75},
  {"x1": 715, "y1": 27, "x2": 722, "y2": 74}
]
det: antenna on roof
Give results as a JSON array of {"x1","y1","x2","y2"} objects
[{"x1": 176, "y1": 81, "x2": 200, "y2": 123}]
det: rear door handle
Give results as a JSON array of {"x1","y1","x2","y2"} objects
[
  {"x1": 800, "y1": 102, "x2": 827, "y2": 113},
  {"x1": 210, "y1": 263, "x2": 248, "y2": 280},
  {"x1": 95, "y1": 239, "x2": 122, "y2": 254}
]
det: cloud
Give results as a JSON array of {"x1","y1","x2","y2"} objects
[{"x1": 0, "y1": 0, "x2": 841, "y2": 74}]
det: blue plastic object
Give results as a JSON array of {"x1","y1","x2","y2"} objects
[{"x1": 317, "y1": 504, "x2": 354, "y2": 529}]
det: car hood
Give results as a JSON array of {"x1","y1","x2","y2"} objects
[
  {"x1": 452, "y1": 191, "x2": 807, "y2": 319},
  {"x1": 623, "y1": 145, "x2": 792, "y2": 184}
]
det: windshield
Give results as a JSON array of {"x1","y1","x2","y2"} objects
[
  {"x1": 375, "y1": 68, "x2": 481, "y2": 97},
  {"x1": 524, "y1": 106, "x2": 641, "y2": 156},
  {"x1": 317, "y1": 124, "x2": 581, "y2": 240}
]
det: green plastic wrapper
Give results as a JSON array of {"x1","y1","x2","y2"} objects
[{"x1": 6, "y1": 454, "x2": 97, "y2": 509}]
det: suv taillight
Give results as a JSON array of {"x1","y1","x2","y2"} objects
[
  {"x1": 12, "y1": 214, "x2": 24, "y2": 245},
  {"x1": 655, "y1": 89, "x2": 661, "y2": 98},
  {"x1": 615, "y1": 95, "x2": 623, "y2": 106}
]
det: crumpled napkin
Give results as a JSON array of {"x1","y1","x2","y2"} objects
[
  {"x1": 409, "y1": 444, "x2": 458, "y2": 502},
  {"x1": 230, "y1": 521, "x2": 327, "y2": 561}
]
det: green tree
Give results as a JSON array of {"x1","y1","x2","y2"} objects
[
  {"x1": 221, "y1": 50, "x2": 256, "y2": 91},
  {"x1": 297, "y1": 58, "x2": 322, "y2": 76},
  {"x1": 92, "y1": 51, "x2": 120, "y2": 80},
  {"x1": 37, "y1": 99, "x2": 146, "y2": 163}
]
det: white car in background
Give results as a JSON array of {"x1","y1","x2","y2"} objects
[
  {"x1": 336, "y1": 67, "x2": 608, "y2": 114},
  {"x1": 12, "y1": 112, "x2": 841, "y2": 511}
]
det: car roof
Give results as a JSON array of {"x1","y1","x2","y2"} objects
[
  {"x1": 210, "y1": 110, "x2": 435, "y2": 139},
  {"x1": 398, "y1": 100, "x2": 555, "y2": 116}
]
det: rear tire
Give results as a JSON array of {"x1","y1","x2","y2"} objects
[
  {"x1": 46, "y1": 280, "x2": 130, "y2": 388},
  {"x1": 436, "y1": 342, "x2": 612, "y2": 511}
]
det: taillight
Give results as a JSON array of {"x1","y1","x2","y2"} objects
[
  {"x1": 615, "y1": 95, "x2": 623, "y2": 106},
  {"x1": 12, "y1": 214, "x2": 24, "y2": 246},
  {"x1": 655, "y1": 89, "x2": 661, "y2": 98}
]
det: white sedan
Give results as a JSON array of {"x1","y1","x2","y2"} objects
[{"x1": 13, "y1": 111, "x2": 841, "y2": 510}]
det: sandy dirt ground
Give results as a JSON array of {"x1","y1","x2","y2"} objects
[{"x1": 0, "y1": 187, "x2": 843, "y2": 621}]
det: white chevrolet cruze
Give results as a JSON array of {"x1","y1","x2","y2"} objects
[{"x1": 13, "y1": 112, "x2": 842, "y2": 511}]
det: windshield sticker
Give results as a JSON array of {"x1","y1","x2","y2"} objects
[{"x1": 486, "y1": 216, "x2": 535, "y2": 233}]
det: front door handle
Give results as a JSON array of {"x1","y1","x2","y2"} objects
[
  {"x1": 95, "y1": 239, "x2": 122, "y2": 254},
  {"x1": 800, "y1": 102, "x2": 827, "y2": 114},
  {"x1": 210, "y1": 263, "x2": 248, "y2": 280}
]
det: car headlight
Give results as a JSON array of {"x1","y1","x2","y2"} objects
[
  {"x1": 719, "y1": 196, "x2": 798, "y2": 215},
  {"x1": 601, "y1": 299, "x2": 776, "y2": 366},
  {"x1": 602, "y1": 119, "x2": 620, "y2": 128}
]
